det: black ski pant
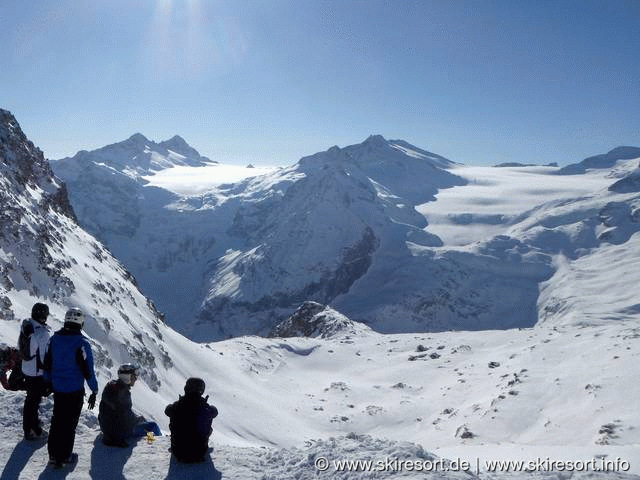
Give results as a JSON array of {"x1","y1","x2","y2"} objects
[
  {"x1": 48, "y1": 390, "x2": 84, "y2": 462},
  {"x1": 23, "y1": 375, "x2": 46, "y2": 436}
]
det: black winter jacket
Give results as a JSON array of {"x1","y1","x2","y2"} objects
[
  {"x1": 165, "y1": 394, "x2": 218, "y2": 463},
  {"x1": 99, "y1": 379, "x2": 140, "y2": 442}
]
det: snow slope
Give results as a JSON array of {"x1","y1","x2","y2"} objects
[{"x1": 2, "y1": 319, "x2": 640, "y2": 478}]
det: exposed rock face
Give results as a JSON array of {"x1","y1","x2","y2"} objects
[
  {"x1": 0, "y1": 109, "x2": 78, "y2": 299},
  {"x1": 0, "y1": 109, "x2": 76, "y2": 220},
  {"x1": 0, "y1": 109, "x2": 171, "y2": 391},
  {"x1": 269, "y1": 301, "x2": 370, "y2": 339}
]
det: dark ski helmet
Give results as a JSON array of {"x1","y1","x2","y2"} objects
[
  {"x1": 31, "y1": 303, "x2": 49, "y2": 323},
  {"x1": 118, "y1": 364, "x2": 138, "y2": 385},
  {"x1": 184, "y1": 377, "x2": 205, "y2": 396}
]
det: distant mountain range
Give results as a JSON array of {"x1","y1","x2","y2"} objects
[
  {"x1": 50, "y1": 130, "x2": 640, "y2": 341},
  {"x1": 57, "y1": 132, "x2": 215, "y2": 177}
]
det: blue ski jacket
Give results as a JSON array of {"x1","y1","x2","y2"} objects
[{"x1": 44, "y1": 327, "x2": 98, "y2": 394}]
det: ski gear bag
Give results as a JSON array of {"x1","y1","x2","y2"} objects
[
  {"x1": 7, "y1": 360, "x2": 26, "y2": 391},
  {"x1": 18, "y1": 321, "x2": 35, "y2": 360}
]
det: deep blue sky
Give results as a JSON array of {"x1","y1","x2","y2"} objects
[{"x1": 1, "y1": 0, "x2": 639, "y2": 166}]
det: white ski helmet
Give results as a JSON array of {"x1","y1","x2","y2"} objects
[
  {"x1": 118, "y1": 364, "x2": 138, "y2": 385},
  {"x1": 64, "y1": 307, "x2": 85, "y2": 327}
]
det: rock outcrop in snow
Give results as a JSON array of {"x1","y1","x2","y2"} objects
[{"x1": 269, "y1": 301, "x2": 371, "y2": 339}]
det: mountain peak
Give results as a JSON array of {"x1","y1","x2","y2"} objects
[
  {"x1": 607, "y1": 146, "x2": 640, "y2": 158},
  {"x1": 363, "y1": 134, "x2": 388, "y2": 146},
  {"x1": 0, "y1": 108, "x2": 15, "y2": 128},
  {"x1": 165, "y1": 134, "x2": 187, "y2": 144},
  {"x1": 128, "y1": 132, "x2": 148, "y2": 141},
  {"x1": 158, "y1": 135, "x2": 199, "y2": 157},
  {"x1": 0, "y1": 109, "x2": 52, "y2": 186},
  {"x1": 125, "y1": 133, "x2": 150, "y2": 146},
  {"x1": 0, "y1": 109, "x2": 75, "y2": 218},
  {"x1": 55, "y1": 133, "x2": 214, "y2": 177}
]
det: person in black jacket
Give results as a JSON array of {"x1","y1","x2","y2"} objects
[
  {"x1": 98, "y1": 364, "x2": 160, "y2": 447},
  {"x1": 165, "y1": 377, "x2": 218, "y2": 463},
  {"x1": 20, "y1": 303, "x2": 51, "y2": 440}
]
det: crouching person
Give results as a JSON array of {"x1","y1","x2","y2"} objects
[
  {"x1": 0, "y1": 343, "x2": 22, "y2": 391},
  {"x1": 165, "y1": 378, "x2": 218, "y2": 463},
  {"x1": 98, "y1": 364, "x2": 160, "y2": 447}
]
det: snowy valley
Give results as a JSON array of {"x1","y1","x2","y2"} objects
[{"x1": 1, "y1": 108, "x2": 640, "y2": 478}]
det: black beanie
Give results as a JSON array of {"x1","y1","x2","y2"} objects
[
  {"x1": 31, "y1": 303, "x2": 49, "y2": 322},
  {"x1": 184, "y1": 377, "x2": 205, "y2": 396}
]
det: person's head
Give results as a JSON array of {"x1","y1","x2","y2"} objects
[
  {"x1": 64, "y1": 307, "x2": 84, "y2": 330},
  {"x1": 118, "y1": 364, "x2": 138, "y2": 386},
  {"x1": 184, "y1": 377, "x2": 205, "y2": 397},
  {"x1": 31, "y1": 303, "x2": 49, "y2": 324}
]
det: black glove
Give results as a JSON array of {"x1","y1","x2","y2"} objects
[{"x1": 87, "y1": 391, "x2": 97, "y2": 410}]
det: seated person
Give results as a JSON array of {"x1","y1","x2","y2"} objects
[
  {"x1": 98, "y1": 364, "x2": 160, "y2": 447},
  {"x1": 0, "y1": 344, "x2": 22, "y2": 390},
  {"x1": 165, "y1": 377, "x2": 218, "y2": 463}
]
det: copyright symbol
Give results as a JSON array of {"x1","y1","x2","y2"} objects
[{"x1": 315, "y1": 456, "x2": 330, "y2": 471}]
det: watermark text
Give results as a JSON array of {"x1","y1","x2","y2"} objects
[{"x1": 313, "y1": 455, "x2": 631, "y2": 474}]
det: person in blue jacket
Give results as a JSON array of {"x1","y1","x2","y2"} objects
[{"x1": 44, "y1": 308, "x2": 99, "y2": 468}]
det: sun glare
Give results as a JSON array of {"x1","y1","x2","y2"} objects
[{"x1": 144, "y1": 0, "x2": 247, "y2": 81}]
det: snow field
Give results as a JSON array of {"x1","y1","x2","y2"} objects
[{"x1": 2, "y1": 320, "x2": 640, "y2": 478}]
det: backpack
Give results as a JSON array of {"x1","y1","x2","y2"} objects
[
  {"x1": 7, "y1": 358, "x2": 26, "y2": 391},
  {"x1": 18, "y1": 320, "x2": 35, "y2": 360},
  {"x1": 0, "y1": 346, "x2": 26, "y2": 391}
]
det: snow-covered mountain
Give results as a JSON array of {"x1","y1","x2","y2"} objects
[
  {"x1": 56, "y1": 132, "x2": 215, "y2": 178},
  {"x1": 3, "y1": 110, "x2": 640, "y2": 478},
  {"x1": 53, "y1": 134, "x2": 473, "y2": 339},
  {"x1": 50, "y1": 133, "x2": 215, "y2": 238},
  {"x1": 557, "y1": 147, "x2": 640, "y2": 175},
  {"x1": 52, "y1": 133, "x2": 640, "y2": 343}
]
